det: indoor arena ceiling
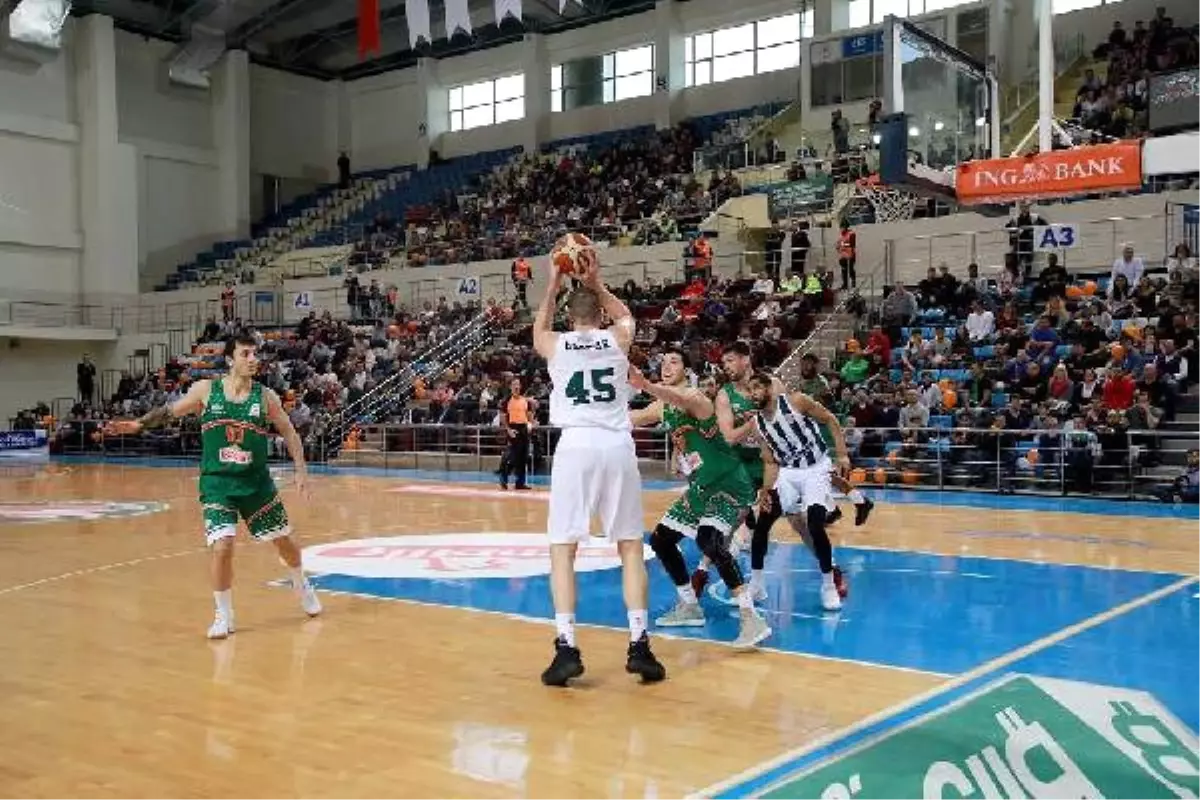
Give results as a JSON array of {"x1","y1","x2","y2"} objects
[{"x1": 70, "y1": 0, "x2": 658, "y2": 80}]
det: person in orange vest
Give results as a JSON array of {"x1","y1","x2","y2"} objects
[
  {"x1": 837, "y1": 221, "x2": 857, "y2": 291},
  {"x1": 499, "y1": 378, "x2": 532, "y2": 490},
  {"x1": 511, "y1": 256, "x2": 532, "y2": 309}
]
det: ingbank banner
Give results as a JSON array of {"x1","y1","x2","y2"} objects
[{"x1": 955, "y1": 142, "x2": 1143, "y2": 205}]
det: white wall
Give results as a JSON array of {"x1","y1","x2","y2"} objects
[
  {"x1": 0, "y1": 33, "x2": 83, "y2": 297},
  {"x1": 250, "y1": 66, "x2": 338, "y2": 181},
  {"x1": 135, "y1": 142, "x2": 222, "y2": 284},
  {"x1": 114, "y1": 31, "x2": 214, "y2": 151},
  {"x1": 347, "y1": 71, "x2": 423, "y2": 170},
  {"x1": 0, "y1": 338, "x2": 110, "y2": 423}
]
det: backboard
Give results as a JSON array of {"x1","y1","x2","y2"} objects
[{"x1": 878, "y1": 15, "x2": 1000, "y2": 202}]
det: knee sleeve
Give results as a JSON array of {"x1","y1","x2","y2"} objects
[
  {"x1": 650, "y1": 525, "x2": 689, "y2": 586},
  {"x1": 697, "y1": 525, "x2": 744, "y2": 590}
]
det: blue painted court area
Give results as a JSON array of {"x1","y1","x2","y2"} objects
[
  {"x1": 309, "y1": 541, "x2": 1187, "y2": 677},
  {"x1": 706, "y1": 580, "x2": 1199, "y2": 798}
]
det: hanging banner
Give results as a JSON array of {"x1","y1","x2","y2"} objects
[
  {"x1": 955, "y1": 142, "x2": 1143, "y2": 205},
  {"x1": 444, "y1": 0, "x2": 471, "y2": 37},
  {"x1": 405, "y1": 0, "x2": 432, "y2": 48},
  {"x1": 494, "y1": 0, "x2": 522, "y2": 25},
  {"x1": 357, "y1": 0, "x2": 381, "y2": 58}
]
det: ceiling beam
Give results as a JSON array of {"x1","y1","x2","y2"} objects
[{"x1": 225, "y1": 0, "x2": 320, "y2": 47}]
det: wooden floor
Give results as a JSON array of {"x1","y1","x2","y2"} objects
[{"x1": 0, "y1": 464, "x2": 1194, "y2": 797}]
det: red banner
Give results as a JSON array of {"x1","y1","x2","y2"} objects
[
  {"x1": 357, "y1": 0, "x2": 381, "y2": 59},
  {"x1": 955, "y1": 142, "x2": 1143, "y2": 205}
]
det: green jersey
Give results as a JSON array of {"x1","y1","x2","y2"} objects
[
  {"x1": 662, "y1": 403, "x2": 744, "y2": 488},
  {"x1": 199, "y1": 379, "x2": 271, "y2": 488},
  {"x1": 722, "y1": 383, "x2": 761, "y2": 457}
]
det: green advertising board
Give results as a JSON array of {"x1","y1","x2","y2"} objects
[
  {"x1": 766, "y1": 175, "x2": 834, "y2": 220},
  {"x1": 760, "y1": 675, "x2": 1198, "y2": 799}
]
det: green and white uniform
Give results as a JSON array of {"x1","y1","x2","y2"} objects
[
  {"x1": 722, "y1": 382, "x2": 765, "y2": 489},
  {"x1": 198, "y1": 380, "x2": 289, "y2": 546},
  {"x1": 661, "y1": 404, "x2": 755, "y2": 538}
]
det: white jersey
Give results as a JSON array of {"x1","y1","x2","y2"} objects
[{"x1": 548, "y1": 329, "x2": 632, "y2": 432}]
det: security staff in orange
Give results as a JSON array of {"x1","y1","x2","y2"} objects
[
  {"x1": 500, "y1": 377, "x2": 532, "y2": 490},
  {"x1": 837, "y1": 221, "x2": 857, "y2": 291},
  {"x1": 512, "y1": 257, "x2": 532, "y2": 309}
]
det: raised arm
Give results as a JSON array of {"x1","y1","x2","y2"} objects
[
  {"x1": 580, "y1": 259, "x2": 635, "y2": 353},
  {"x1": 532, "y1": 264, "x2": 565, "y2": 361},
  {"x1": 629, "y1": 365, "x2": 713, "y2": 420},
  {"x1": 629, "y1": 398, "x2": 664, "y2": 428},
  {"x1": 105, "y1": 379, "x2": 210, "y2": 435},
  {"x1": 788, "y1": 390, "x2": 850, "y2": 469},
  {"x1": 265, "y1": 387, "x2": 309, "y2": 496},
  {"x1": 714, "y1": 386, "x2": 756, "y2": 446}
]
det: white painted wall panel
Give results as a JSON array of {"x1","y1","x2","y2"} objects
[{"x1": 114, "y1": 31, "x2": 213, "y2": 150}]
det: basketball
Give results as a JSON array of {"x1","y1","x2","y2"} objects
[{"x1": 550, "y1": 231, "x2": 598, "y2": 277}]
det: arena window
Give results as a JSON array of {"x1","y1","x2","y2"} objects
[
  {"x1": 551, "y1": 44, "x2": 655, "y2": 113},
  {"x1": 448, "y1": 73, "x2": 525, "y2": 133},
  {"x1": 684, "y1": 11, "x2": 813, "y2": 88}
]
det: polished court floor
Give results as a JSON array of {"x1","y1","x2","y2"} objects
[{"x1": 0, "y1": 461, "x2": 1195, "y2": 797}]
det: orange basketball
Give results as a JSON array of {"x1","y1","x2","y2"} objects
[
  {"x1": 902, "y1": 469, "x2": 921, "y2": 485},
  {"x1": 873, "y1": 467, "x2": 888, "y2": 484},
  {"x1": 1082, "y1": 280, "x2": 1097, "y2": 296},
  {"x1": 849, "y1": 467, "x2": 867, "y2": 484},
  {"x1": 550, "y1": 232, "x2": 598, "y2": 276},
  {"x1": 1066, "y1": 285, "x2": 1083, "y2": 299}
]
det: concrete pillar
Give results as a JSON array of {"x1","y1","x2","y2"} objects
[
  {"x1": 212, "y1": 49, "x2": 251, "y2": 241},
  {"x1": 521, "y1": 33, "x2": 548, "y2": 154},
  {"x1": 814, "y1": 0, "x2": 837, "y2": 36},
  {"x1": 75, "y1": 14, "x2": 139, "y2": 300},
  {"x1": 653, "y1": 0, "x2": 685, "y2": 129},
  {"x1": 417, "y1": 58, "x2": 441, "y2": 169}
]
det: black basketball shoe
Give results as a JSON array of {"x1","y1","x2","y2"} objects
[
  {"x1": 826, "y1": 506, "x2": 844, "y2": 525},
  {"x1": 854, "y1": 497, "x2": 875, "y2": 526},
  {"x1": 541, "y1": 637, "x2": 584, "y2": 687},
  {"x1": 626, "y1": 634, "x2": 666, "y2": 683}
]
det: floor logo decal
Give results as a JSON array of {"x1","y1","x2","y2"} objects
[
  {"x1": 0, "y1": 500, "x2": 169, "y2": 524},
  {"x1": 303, "y1": 532, "x2": 652, "y2": 580}
]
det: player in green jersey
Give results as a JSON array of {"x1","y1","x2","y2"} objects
[
  {"x1": 105, "y1": 335, "x2": 321, "y2": 639},
  {"x1": 629, "y1": 348, "x2": 770, "y2": 650}
]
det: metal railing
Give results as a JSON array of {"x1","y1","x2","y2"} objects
[
  {"x1": 37, "y1": 422, "x2": 1196, "y2": 501},
  {"x1": 883, "y1": 210, "x2": 1177, "y2": 283}
]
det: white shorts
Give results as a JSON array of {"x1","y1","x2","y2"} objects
[
  {"x1": 547, "y1": 427, "x2": 645, "y2": 545},
  {"x1": 775, "y1": 459, "x2": 837, "y2": 517}
]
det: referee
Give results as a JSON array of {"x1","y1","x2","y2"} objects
[{"x1": 499, "y1": 377, "x2": 532, "y2": 490}]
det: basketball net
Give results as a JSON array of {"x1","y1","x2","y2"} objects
[{"x1": 853, "y1": 174, "x2": 918, "y2": 224}]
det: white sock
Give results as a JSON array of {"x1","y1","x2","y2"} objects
[
  {"x1": 736, "y1": 588, "x2": 754, "y2": 609},
  {"x1": 847, "y1": 489, "x2": 866, "y2": 504},
  {"x1": 213, "y1": 589, "x2": 233, "y2": 618},
  {"x1": 288, "y1": 566, "x2": 307, "y2": 589},
  {"x1": 555, "y1": 613, "x2": 576, "y2": 647},
  {"x1": 751, "y1": 569, "x2": 764, "y2": 589},
  {"x1": 677, "y1": 584, "x2": 698, "y2": 605},
  {"x1": 628, "y1": 609, "x2": 648, "y2": 642},
  {"x1": 821, "y1": 571, "x2": 835, "y2": 588}
]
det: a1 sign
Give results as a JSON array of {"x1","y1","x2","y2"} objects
[
  {"x1": 292, "y1": 291, "x2": 313, "y2": 310},
  {"x1": 456, "y1": 277, "x2": 480, "y2": 297},
  {"x1": 1034, "y1": 224, "x2": 1079, "y2": 251}
]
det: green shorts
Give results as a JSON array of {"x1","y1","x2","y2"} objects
[
  {"x1": 660, "y1": 468, "x2": 756, "y2": 539},
  {"x1": 199, "y1": 476, "x2": 290, "y2": 546},
  {"x1": 738, "y1": 454, "x2": 765, "y2": 490}
]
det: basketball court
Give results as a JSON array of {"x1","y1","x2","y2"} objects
[{"x1": 0, "y1": 461, "x2": 1194, "y2": 797}]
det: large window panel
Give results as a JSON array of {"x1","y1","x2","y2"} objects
[
  {"x1": 757, "y1": 41, "x2": 801, "y2": 74},
  {"x1": 712, "y1": 23, "x2": 754, "y2": 56},
  {"x1": 615, "y1": 71, "x2": 653, "y2": 101},
  {"x1": 1052, "y1": 0, "x2": 1101, "y2": 12},
  {"x1": 462, "y1": 105, "x2": 494, "y2": 130},
  {"x1": 494, "y1": 74, "x2": 523, "y2": 102},
  {"x1": 811, "y1": 62, "x2": 843, "y2": 106},
  {"x1": 616, "y1": 44, "x2": 654, "y2": 76},
  {"x1": 447, "y1": 73, "x2": 524, "y2": 131},
  {"x1": 757, "y1": 13, "x2": 801, "y2": 48},
  {"x1": 713, "y1": 50, "x2": 755, "y2": 82},
  {"x1": 692, "y1": 60, "x2": 712, "y2": 86},
  {"x1": 843, "y1": 55, "x2": 882, "y2": 102},
  {"x1": 847, "y1": 0, "x2": 870, "y2": 28},
  {"x1": 462, "y1": 80, "x2": 494, "y2": 108},
  {"x1": 495, "y1": 97, "x2": 524, "y2": 124},
  {"x1": 448, "y1": 87, "x2": 464, "y2": 111}
]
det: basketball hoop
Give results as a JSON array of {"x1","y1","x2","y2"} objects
[{"x1": 853, "y1": 174, "x2": 918, "y2": 224}]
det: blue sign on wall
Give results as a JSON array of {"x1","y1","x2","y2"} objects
[{"x1": 842, "y1": 30, "x2": 885, "y2": 58}]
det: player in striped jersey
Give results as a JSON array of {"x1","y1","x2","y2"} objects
[{"x1": 746, "y1": 372, "x2": 852, "y2": 611}]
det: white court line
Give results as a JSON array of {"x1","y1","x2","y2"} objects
[
  {"x1": 690, "y1": 573, "x2": 1200, "y2": 799},
  {"x1": 841, "y1": 541, "x2": 1192, "y2": 575},
  {"x1": 302, "y1": 584, "x2": 951, "y2": 678}
]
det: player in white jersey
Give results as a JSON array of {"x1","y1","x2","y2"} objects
[{"x1": 534, "y1": 256, "x2": 665, "y2": 687}]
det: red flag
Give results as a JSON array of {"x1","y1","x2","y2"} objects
[{"x1": 358, "y1": 0, "x2": 381, "y2": 58}]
